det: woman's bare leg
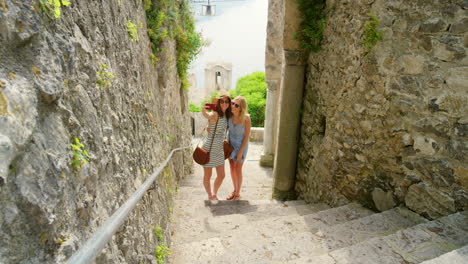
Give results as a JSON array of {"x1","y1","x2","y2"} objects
[
  {"x1": 228, "y1": 159, "x2": 238, "y2": 199},
  {"x1": 212, "y1": 164, "x2": 226, "y2": 200},
  {"x1": 234, "y1": 162, "x2": 244, "y2": 199},
  {"x1": 203, "y1": 167, "x2": 213, "y2": 199}
]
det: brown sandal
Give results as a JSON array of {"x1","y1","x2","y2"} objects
[
  {"x1": 233, "y1": 195, "x2": 241, "y2": 200},
  {"x1": 226, "y1": 192, "x2": 236, "y2": 200}
]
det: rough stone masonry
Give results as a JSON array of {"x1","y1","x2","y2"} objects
[
  {"x1": 296, "y1": 0, "x2": 467, "y2": 219},
  {"x1": 0, "y1": 0, "x2": 192, "y2": 263}
]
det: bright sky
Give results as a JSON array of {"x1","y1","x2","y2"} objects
[{"x1": 190, "y1": 0, "x2": 268, "y2": 89}]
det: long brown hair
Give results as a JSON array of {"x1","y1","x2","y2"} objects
[{"x1": 215, "y1": 95, "x2": 232, "y2": 119}]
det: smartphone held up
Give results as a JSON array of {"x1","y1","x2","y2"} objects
[{"x1": 205, "y1": 103, "x2": 216, "y2": 110}]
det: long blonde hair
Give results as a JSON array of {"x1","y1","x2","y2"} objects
[{"x1": 234, "y1": 96, "x2": 249, "y2": 124}]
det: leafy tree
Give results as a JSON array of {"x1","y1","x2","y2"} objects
[
  {"x1": 230, "y1": 72, "x2": 267, "y2": 127},
  {"x1": 189, "y1": 103, "x2": 201, "y2": 112}
]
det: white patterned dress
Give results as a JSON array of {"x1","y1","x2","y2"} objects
[{"x1": 202, "y1": 116, "x2": 228, "y2": 168}]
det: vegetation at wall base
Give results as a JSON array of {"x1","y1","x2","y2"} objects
[
  {"x1": 295, "y1": 0, "x2": 326, "y2": 52},
  {"x1": 144, "y1": 0, "x2": 202, "y2": 91},
  {"x1": 153, "y1": 226, "x2": 171, "y2": 264},
  {"x1": 230, "y1": 71, "x2": 267, "y2": 127}
]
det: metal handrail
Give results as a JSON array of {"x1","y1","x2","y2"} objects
[{"x1": 67, "y1": 146, "x2": 190, "y2": 264}]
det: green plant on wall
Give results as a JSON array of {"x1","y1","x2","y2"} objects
[
  {"x1": 39, "y1": 0, "x2": 71, "y2": 18},
  {"x1": 295, "y1": 0, "x2": 326, "y2": 52},
  {"x1": 153, "y1": 226, "x2": 171, "y2": 264},
  {"x1": 126, "y1": 20, "x2": 139, "y2": 41},
  {"x1": 362, "y1": 13, "x2": 383, "y2": 54},
  {"x1": 70, "y1": 137, "x2": 89, "y2": 170},
  {"x1": 96, "y1": 63, "x2": 115, "y2": 89},
  {"x1": 144, "y1": 0, "x2": 203, "y2": 90}
]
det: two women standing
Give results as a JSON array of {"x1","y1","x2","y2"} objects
[{"x1": 200, "y1": 95, "x2": 251, "y2": 200}]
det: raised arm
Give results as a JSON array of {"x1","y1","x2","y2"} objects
[{"x1": 202, "y1": 104, "x2": 218, "y2": 124}]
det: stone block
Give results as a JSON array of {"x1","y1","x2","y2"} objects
[
  {"x1": 413, "y1": 136, "x2": 437, "y2": 156},
  {"x1": 405, "y1": 183, "x2": 456, "y2": 219},
  {"x1": 446, "y1": 67, "x2": 468, "y2": 91},
  {"x1": 454, "y1": 167, "x2": 468, "y2": 189},
  {"x1": 420, "y1": 245, "x2": 468, "y2": 264},
  {"x1": 372, "y1": 188, "x2": 396, "y2": 211},
  {"x1": 450, "y1": 18, "x2": 468, "y2": 33},
  {"x1": 400, "y1": 55, "x2": 425, "y2": 75},
  {"x1": 383, "y1": 225, "x2": 458, "y2": 263},
  {"x1": 419, "y1": 18, "x2": 448, "y2": 32},
  {"x1": 249, "y1": 127, "x2": 264, "y2": 142},
  {"x1": 260, "y1": 153, "x2": 274, "y2": 167},
  {"x1": 413, "y1": 159, "x2": 454, "y2": 187}
]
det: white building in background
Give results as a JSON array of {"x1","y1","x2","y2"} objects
[
  {"x1": 204, "y1": 61, "x2": 232, "y2": 95},
  {"x1": 189, "y1": 61, "x2": 232, "y2": 105}
]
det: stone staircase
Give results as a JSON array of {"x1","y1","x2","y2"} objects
[{"x1": 169, "y1": 143, "x2": 468, "y2": 263}]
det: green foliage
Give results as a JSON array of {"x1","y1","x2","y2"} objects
[
  {"x1": 154, "y1": 226, "x2": 164, "y2": 242},
  {"x1": 39, "y1": 0, "x2": 71, "y2": 18},
  {"x1": 70, "y1": 137, "x2": 89, "y2": 170},
  {"x1": 126, "y1": 20, "x2": 139, "y2": 41},
  {"x1": 189, "y1": 102, "x2": 201, "y2": 112},
  {"x1": 362, "y1": 13, "x2": 383, "y2": 54},
  {"x1": 230, "y1": 72, "x2": 267, "y2": 127},
  {"x1": 144, "y1": 0, "x2": 203, "y2": 89},
  {"x1": 153, "y1": 226, "x2": 171, "y2": 264},
  {"x1": 96, "y1": 63, "x2": 115, "y2": 89},
  {"x1": 295, "y1": 0, "x2": 326, "y2": 52},
  {"x1": 155, "y1": 245, "x2": 171, "y2": 264}
]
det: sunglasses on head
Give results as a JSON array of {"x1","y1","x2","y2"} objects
[
  {"x1": 231, "y1": 102, "x2": 240, "y2": 108},
  {"x1": 219, "y1": 99, "x2": 229, "y2": 104}
]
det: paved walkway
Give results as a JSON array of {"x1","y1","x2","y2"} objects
[{"x1": 168, "y1": 141, "x2": 468, "y2": 264}]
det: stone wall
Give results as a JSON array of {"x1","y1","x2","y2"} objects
[
  {"x1": 296, "y1": 0, "x2": 467, "y2": 219},
  {"x1": 0, "y1": 0, "x2": 192, "y2": 263}
]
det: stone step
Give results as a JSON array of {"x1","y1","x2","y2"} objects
[
  {"x1": 170, "y1": 202, "x2": 377, "y2": 263},
  {"x1": 172, "y1": 199, "x2": 312, "y2": 220},
  {"x1": 316, "y1": 207, "x2": 427, "y2": 251},
  {"x1": 290, "y1": 210, "x2": 468, "y2": 264},
  {"x1": 302, "y1": 202, "x2": 374, "y2": 233},
  {"x1": 176, "y1": 185, "x2": 273, "y2": 200},
  {"x1": 170, "y1": 200, "x2": 326, "y2": 245},
  {"x1": 289, "y1": 236, "x2": 408, "y2": 264},
  {"x1": 420, "y1": 245, "x2": 468, "y2": 264},
  {"x1": 205, "y1": 230, "x2": 327, "y2": 263}
]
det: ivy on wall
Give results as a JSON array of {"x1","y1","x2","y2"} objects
[
  {"x1": 38, "y1": 0, "x2": 71, "y2": 19},
  {"x1": 144, "y1": 0, "x2": 203, "y2": 90},
  {"x1": 295, "y1": 0, "x2": 326, "y2": 52},
  {"x1": 362, "y1": 13, "x2": 383, "y2": 54}
]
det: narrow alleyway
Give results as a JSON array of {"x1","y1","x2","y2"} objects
[{"x1": 169, "y1": 143, "x2": 468, "y2": 263}]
